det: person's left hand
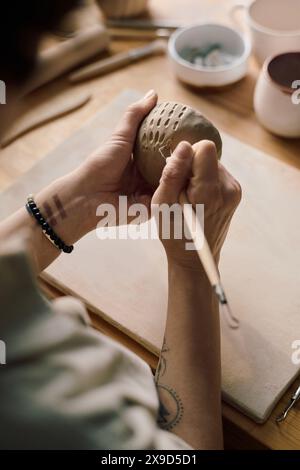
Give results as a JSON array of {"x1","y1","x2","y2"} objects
[
  {"x1": 75, "y1": 89, "x2": 157, "y2": 229},
  {"x1": 0, "y1": 90, "x2": 158, "y2": 272}
]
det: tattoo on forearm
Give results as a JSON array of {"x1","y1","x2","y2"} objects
[
  {"x1": 53, "y1": 194, "x2": 67, "y2": 220},
  {"x1": 43, "y1": 195, "x2": 67, "y2": 226},
  {"x1": 155, "y1": 337, "x2": 184, "y2": 430},
  {"x1": 155, "y1": 336, "x2": 169, "y2": 382},
  {"x1": 42, "y1": 202, "x2": 57, "y2": 226},
  {"x1": 157, "y1": 384, "x2": 184, "y2": 430}
]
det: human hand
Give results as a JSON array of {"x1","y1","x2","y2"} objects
[
  {"x1": 75, "y1": 89, "x2": 158, "y2": 230},
  {"x1": 151, "y1": 140, "x2": 242, "y2": 271},
  {"x1": 0, "y1": 90, "x2": 158, "y2": 272}
]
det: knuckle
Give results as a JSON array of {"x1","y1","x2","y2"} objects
[
  {"x1": 188, "y1": 182, "x2": 221, "y2": 206},
  {"x1": 230, "y1": 180, "x2": 242, "y2": 207},
  {"x1": 219, "y1": 164, "x2": 242, "y2": 208},
  {"x1": 174, "y1": 141, "x2": 192, "y2": 159},
  {"x1": 162, "y1": 161, "x2": 182, "y2": 182}
]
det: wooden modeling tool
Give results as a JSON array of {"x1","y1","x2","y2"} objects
[
  {"x1": 105, "y1": 19, "x2": 183, "y2": 30},
  {"x1": 23, "y1": 24, "x2": 110, "y2": 94},
  {"x1": 276, "y1": 384, "x2": 300, "y2": 423},
  {"x1": 179, "y1": 191, "x2": 239, "y2": 328},
  {"x1": 108, "y1": 28, "x2": 172, "y2": 40},
  {"x1": 69, "y1": 40, "x2": 166, "y2": 83}
]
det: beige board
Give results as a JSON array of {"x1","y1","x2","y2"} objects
[
  {"x1": 1, "y1": 91, "x2": 91, "y2": 147},
  {"x1": 0, "y1": 90, "x2": 299, "y2": 423}
]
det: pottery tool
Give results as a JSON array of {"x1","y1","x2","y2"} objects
[
  {"x1": 276, "y1": 384, "x2": 300, "y2": 423},
  {"x1": 108, "y1": 28, "x2": 172, "y2": 40},
  {"x1": 105, "y1": 19, "x2": 183, "y2": 30},
  {"x1": 179, "y1": 191, "x2": 239, "y2": 329},
  {"x1": 133, "y1": 101, "x2": 237, "y2": 327},
  {"x1": 69, "y1": 40, "x2": 166, "y2": 83},
  {"x1": 1, "y1": 91, "x2": 91, "y2": 147},
  {"x1": 23, "y1": 24, "x2": 110, "y2": 94}
]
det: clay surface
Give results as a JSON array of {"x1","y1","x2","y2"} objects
[{"x1": 134, "y1": 101, "x2": 222, "y2": 187}]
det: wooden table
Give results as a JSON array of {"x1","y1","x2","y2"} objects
[{"x1": 1, "y1": 0, "x2": 299, "y2": 450}]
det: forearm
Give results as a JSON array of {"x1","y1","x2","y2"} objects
[
  {"x1": 0, "y1": 168, "x2": 94, "y2": 272},
  {"x1": 155, "y1": 261, "x2": 223, "y2": 450}
]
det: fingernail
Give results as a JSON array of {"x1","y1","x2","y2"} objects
[{"x1": 143, "y1": 89, "x2": 156, "y2": 100}]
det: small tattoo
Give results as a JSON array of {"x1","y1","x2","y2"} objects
[
  {"x1": 157, "y1": 384, "x2": 184, "y2": 430},
  {"x1": 53, "y1": 194, "x2": 67, "y2": 220},
  {"x1": 155, "y1": 336, "x2": 169, "y2": 382},
  {"x1": 43, "y1": 202, "x2": 57, "y2": 226}
]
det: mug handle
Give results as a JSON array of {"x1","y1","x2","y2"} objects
[{"x1": 229, "y1": 1, "x2": 248, "y2": 33}]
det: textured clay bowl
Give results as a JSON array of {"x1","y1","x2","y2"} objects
[{"x1": 134, "y1": 101, "x2": 222, "y2": 188}]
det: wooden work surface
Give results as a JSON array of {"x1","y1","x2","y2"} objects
[{"x1": 0, "y1": 0, "x2": 299, "y2": 450}]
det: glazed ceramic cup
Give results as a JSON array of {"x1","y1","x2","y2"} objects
[
  {"x1": 254, "y1": 52, "x2": 300, "y2": 138},
  {"x1": 230, "y1": 0, "x2": 300, "y2": 64}
]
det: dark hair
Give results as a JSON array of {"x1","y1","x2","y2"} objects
[{"x1": 0, "y1": 0, "x2": 79, "y2": 84}]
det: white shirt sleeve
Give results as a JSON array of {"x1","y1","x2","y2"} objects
[{"x1": 0, "y1": 249, "x2": 191, "y2": 450}]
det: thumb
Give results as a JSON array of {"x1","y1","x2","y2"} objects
[
  {"x1": 110, "y1": 90, "x2": 158, "y2": 154},
  {"x1": 152, "y1": 141, "x2": 194, "y2": 205}
]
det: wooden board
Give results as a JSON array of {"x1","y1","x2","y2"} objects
[
  {"x1": 1, "y1": 90, "x2": 91, "y2": 147},
  {"x1": 0, "y1": 90, "x2": 299, "y2": 424}
]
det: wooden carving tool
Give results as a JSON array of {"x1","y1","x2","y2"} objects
[
  {"x1": 108, "y1": 28, "x2": 172, "y2": 40},
  {"x1": 179, "y1": 191, "x2": 239, "y2": 329},
  {"x1": 69, "y1": 40, "x2": 166, "y2": 83},
  {"x1": 105, "y1": 19, "x2": 183, "y2": 30},
  {"x1": 1, "y1": 92, "x2": 91, "y2": 147},
  {"x1": 23, "y1": 24, "x2": 110, "y2": 94}
]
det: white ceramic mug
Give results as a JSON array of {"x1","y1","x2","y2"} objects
[
  {"x1": 254, "y1": 52, "x2": 300, "y2": 138},
  {"x1": 230, "y1": 0, "x2": 300, "y2": 64}
]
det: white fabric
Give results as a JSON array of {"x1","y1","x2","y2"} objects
[{"x1": 0, "y1": 246, "x2": 190, "y2": 450}]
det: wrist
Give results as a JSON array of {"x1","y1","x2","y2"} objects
[
  {"x1": 167, "y1": 258, "x2": 219, "y2": 321},
  {"x1": 167, "y1": 256, "x2": 209, "y2": 284},
  {"x1": 35, "y1": 170, "x2": 93, "y2": 246},
  {"x1": 164, "y1": 238, "x2": 220, "y2": 275}
]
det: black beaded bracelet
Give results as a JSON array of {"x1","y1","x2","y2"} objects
[{"x1": 26, "y1": 195, "x2": 74, "y2": 254}]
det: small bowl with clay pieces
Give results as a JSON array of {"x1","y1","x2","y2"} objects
[{"x1": 168, "y1": 23, "x2": 251, "y2": 88}]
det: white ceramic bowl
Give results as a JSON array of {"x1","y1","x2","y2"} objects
[{"x1": 168, "y1": 23, "x2": 251, "y2": 87}]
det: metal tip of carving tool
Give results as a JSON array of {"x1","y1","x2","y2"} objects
[
  {"x1": 221, "y1": 302, "x2": 240, "y2": 329},
  {"x1": 214, "y1": 283, "x2": 239, "y2": 329},
  {"x1": 276, "y1": 384, "x2": 300, "y2": 423}
]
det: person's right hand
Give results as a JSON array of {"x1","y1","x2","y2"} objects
[{"x1": 151, "y1": 140, "x2": 242, "y2": 271}]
